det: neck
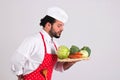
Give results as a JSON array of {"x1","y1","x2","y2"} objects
[{"x1": 43, "y1": 28, "x2": 53, "y2": 38}]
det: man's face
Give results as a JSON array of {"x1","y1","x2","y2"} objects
[{"x1": 49, "y1": 20, "x2": 64, "y2": 38}]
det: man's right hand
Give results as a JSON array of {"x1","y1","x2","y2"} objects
[{"x1": 17, "y1": 75, "x2": 24, "y2": 80}]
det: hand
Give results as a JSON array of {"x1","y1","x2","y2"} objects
[
  {"x1": 63, "y1": 62, "x2": 77, "y2": 70},
  {"x1": 17, "y1": 75, "x2": 24, "y2": 80}
]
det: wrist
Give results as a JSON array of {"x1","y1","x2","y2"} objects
[{"x1": 63, "y1": 62, "x2": 76, "y2": 70}]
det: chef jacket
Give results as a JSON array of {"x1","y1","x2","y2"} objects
[{"x1": 11, "y1": 29, "x2": 64, "y2": 75}]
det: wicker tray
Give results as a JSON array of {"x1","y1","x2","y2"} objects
[{"x1": 58, "y1": 58, "x2": 89, "y2": 62}]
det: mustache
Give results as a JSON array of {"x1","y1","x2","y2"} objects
[
  {"x1": 58, "y1": 30, "x2": 63, "y2": 33},
  {"x1": 58, "y1": 31, "x2": 62, "y2": 35}
]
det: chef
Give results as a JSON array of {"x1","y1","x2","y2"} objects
[{"x1": 11, "y1": 7, "x2": 76, "y2": 80}]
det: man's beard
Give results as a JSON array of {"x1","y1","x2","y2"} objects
[{"x1": 49, "y1": 28, "x2": 61, "y2": 38}]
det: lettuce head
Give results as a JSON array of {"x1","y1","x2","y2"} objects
[{"x1": 57, "y1": 45, "x2": 70, "y2": 59}]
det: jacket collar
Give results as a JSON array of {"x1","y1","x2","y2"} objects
[{"x1": 40, "y1": 29, "x2": 53, "y2": 43}]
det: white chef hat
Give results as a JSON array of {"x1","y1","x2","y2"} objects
[{"x1": 46, "y1": 7, "x2": 68, "y2": 23}]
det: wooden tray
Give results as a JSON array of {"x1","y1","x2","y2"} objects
[{"x1": 58, "y1": 58, "x2": 89, "y2": 62}]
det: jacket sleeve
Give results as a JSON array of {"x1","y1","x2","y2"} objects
[
  {"x1": 11, "y1": 53, "x2": 27, "y2": 75},
  {"x1": 11, "y1": 37, "x2": 34, "y2": 75}
]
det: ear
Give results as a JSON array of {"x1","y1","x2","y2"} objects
[
  {"x1": 46, "y1": 22, "x2": 51, "y2": 27},
  {"x1": 44, "y1": 22, "x2": 52, "y2": 32}
]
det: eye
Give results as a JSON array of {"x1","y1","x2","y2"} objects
[
  {"x1": 57, "y1": 25, "x2": 61, "y2": 28},
  {"x1": 57, "y1": 24, "x2": 63, "y2": 28}
]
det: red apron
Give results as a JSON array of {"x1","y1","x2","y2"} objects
[{"x1": 23, "y1": 32, "x2": 57, "y2": 80}]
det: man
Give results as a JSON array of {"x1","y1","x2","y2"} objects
[{"x1": 11, "y1": 7, "x2": 76, "y2": 80}]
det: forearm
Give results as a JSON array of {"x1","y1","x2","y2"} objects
[
  {"x1": 17, "y1": 75, "x2": 24, "y2": 80},
  {"x1": 63, "y1": 62, "x2": 76, "y2": 70},
  {"x1": 55, "y1": 62, "x2": 76, "y2": 72}
]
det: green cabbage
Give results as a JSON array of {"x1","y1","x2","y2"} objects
[
  {"x1": 80, "y1": 46, "x2": 91, "y2": 57},
  {"x1": 57, "y1": 45, "x2": 70, "y2": 59}
]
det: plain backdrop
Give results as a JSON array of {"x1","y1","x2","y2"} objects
[{"x1": 0, "y1": 0, "x2": 120, "y2": 80}]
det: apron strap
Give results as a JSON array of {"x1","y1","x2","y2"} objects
[
  {"x1": 40, "y1": 32, "x2": 58, "y2": 53},
  {"x1": 40, "y1": 32, "x2": 47, "y2": 53},
  {"x1": 53, "y1": 42, "x2": 57, "y2": 50}
]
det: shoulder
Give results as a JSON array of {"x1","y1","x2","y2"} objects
[
  {"x1": 24, "y1": 33, "x2": 42, "y2": 43},
  {"x1": 16, "y1": 33, "x2": 43, "y2": 54},
  {"x1": 18, "y1": 33, "x2": 42, "y2": 48}
]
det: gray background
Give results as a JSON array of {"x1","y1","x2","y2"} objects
[{"x1": 0, "y1": 0, "x2": 120, "y2": 80}]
